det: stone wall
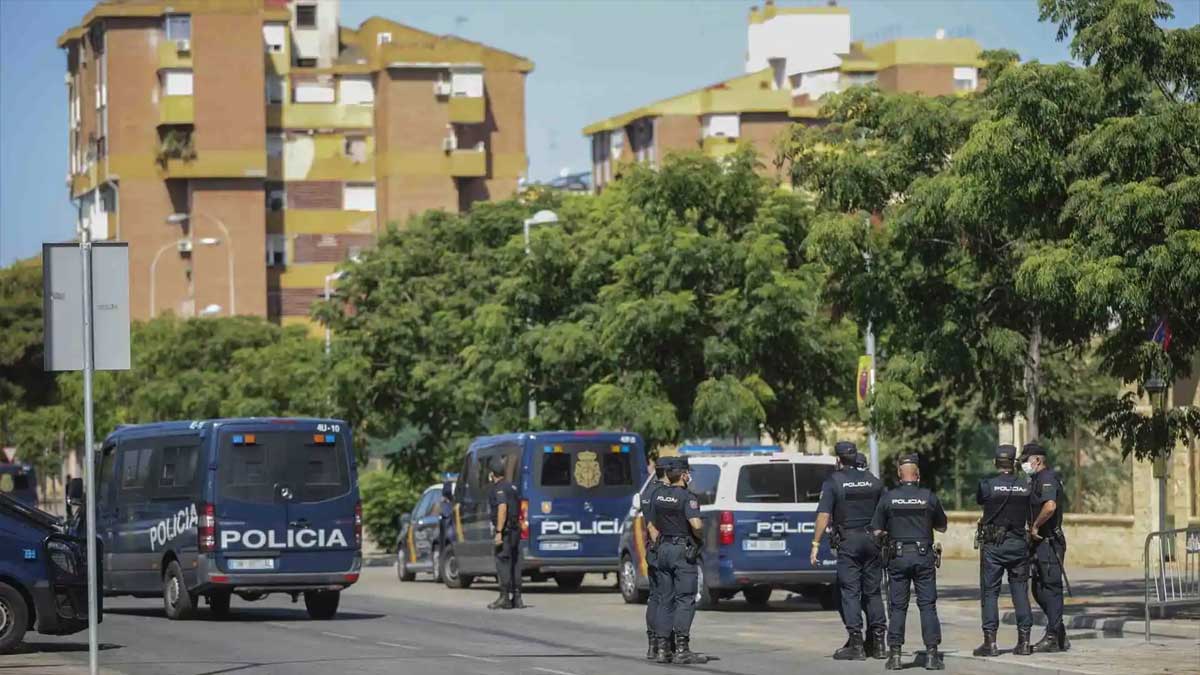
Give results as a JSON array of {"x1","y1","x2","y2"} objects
[{"x1": 942, "y1": 511, "x2": 1141, "y2": 567}]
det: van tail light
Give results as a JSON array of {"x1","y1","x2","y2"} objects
[
  {"x1": 354, "y1": 501, "x2": 363, "y2": 548},
  {"x1": 520, "y1": 500, "x2": 529, "y2": 541},
  {"x1": 198, "y1": 503, "x2": 216, "y2": 553},
  {"x1": 719, "y1": 511, "x2": 735, "y2": 546}
]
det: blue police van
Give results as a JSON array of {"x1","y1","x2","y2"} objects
[
  {"x1": 0, "y1": 491, "x2": 92, "y2": 653},
  {"x1": 442, "y1": 431, "x2": 647, "y2": 590},
  {"x1": 618, "y1": 447, "x2": 840, "y2": 608},
  {"x1": 96, "y1": 418, "x2": 361, "y2": 620},
  {"x1": 0, "y1": 462, "x2": 39, "y2": 507}
]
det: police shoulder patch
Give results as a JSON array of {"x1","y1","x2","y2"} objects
[{"x1": 688, "y1": 499, "x2": 698, "y2": 510}]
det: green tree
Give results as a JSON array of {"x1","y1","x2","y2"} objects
[{"x1": 0, "y1": 259, "x2": 58, "y2": 445}]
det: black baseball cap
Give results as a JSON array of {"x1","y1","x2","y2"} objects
[
  {"x1": 1019, "y1": 442, "x2": 1047, "y2": 459},
  {"x1": 897, "y1": 453, "x2": 919, "y2": 466},
  {"x1": 655, "y1": 456, "x2": 674, "y2": 471},
  {"x1": 834, "y1": 441, "x2": 858, "y2": 459},
  {"x1": 995, "y1": 444, "x2": 1017, "y2": 461}
]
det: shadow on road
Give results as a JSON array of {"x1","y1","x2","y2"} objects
[{"x1": 103, "y1": 606, "x2": 386, "y2": 622}]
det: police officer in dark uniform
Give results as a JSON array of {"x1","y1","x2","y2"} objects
[
  {"x1": 1021, "y1": 442, "x2": 1070, "y2": 653},
  {"x1": 487, "y1": 457, "x2": 523, "y2": 610},
  {"x1": 871, "y1": 453, "x2": 948, "y2": 671},
  {"x1": 641, "y1": 455, "x2": 671, "y2": 660},
  {"x1": 648, "y1": 457, "x2": 707, "y2": 665},
  {"x1": 438, "y1": 478, "x2": 455, "y2": 565},
  {"x1": 812, "y1": 441, "x2": 886, "y2": 660},
  {"x1": 973, "y1": 444, "x2": 1034, "y2": 657}
]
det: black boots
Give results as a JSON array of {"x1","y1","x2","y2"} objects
[
  {"x1": 833, "y1": 631, "x2": 867, "y2": 660},
  {"x1": 1057, "y1": 623, "x2": 1071, "y2": 651},
  {"x1": 1031, "y1": 630, "x2": 1061, "y2": 653},
  {"x1": 646, "y1": 631, "x2": 657, "y2": 660},
  {"x1": 672, "y1": 634, "x2": 708, "y2": 665},
  {"x1": 1014, "y1": 627, "x2": 1033, "y2": 655},
  {"x1": 868, "y1": 628, "x2": 888, "y2": 659},
  {"x1": 924, "y1": 646, "x2": 944, "y2": 670},
  {"x1": 655, "y1": 636, "x2": 673, "y2": 664},
  {"x1": 510, "y1": 591, "x2": 526, "y2": 609},
  {"x1": 487, "y1": 591, "x2": 511, "y2": 610},
  {"x1": 884, "y1": 646, "x2": 903, "y2": 670},
  {"x1": 972, "y1": 631, "x2": 999, "y2": 657}
]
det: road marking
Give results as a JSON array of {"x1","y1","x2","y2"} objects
[
  {"x1": 321, "y1": 631, "x2": 359, "y2": 640},
  {"x1": 450, "y1": 653, "x2": 499, "y2": 663},
  {"x1": 533, "y1": 668, "x2": 580, "y2": 675},
  {"x1": 265, "y1": 622, "x2": 296, "y2": 630},
  {"x1": 377, "y1": 641, "x2": 421, "y2": 650}
]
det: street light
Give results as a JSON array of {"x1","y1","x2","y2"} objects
[
  {"x1": 522, "y1": 210, "x2": 559, "y2": 422},
  {"x1": 167, "y1": 212, "x2": 236, "y2": 316},
  {"x1": 1146, "y1": 373, "x2": 1170, "y2": 538},
  {"x1": 323, "y1": 271, "x2": 345, "y2": 356},
  {"x1": 862, "y1": 249, "x2": 879, "y2": 476}
]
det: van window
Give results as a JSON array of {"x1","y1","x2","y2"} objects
[
  {"x1": 735, "y1": 463, "x2": 834, "y2": 504},
  {"x1": 158, "y1": 445, "x2": 199, "y2": 490},
  {"x1": 688, "y1": 464, "x2": 721, "y2": 506},
  {"x1": 795, "y1": 464, "x2": 833, "y2": 503},
  {"x1": 120, "y1": 447, "x2": 154, "y2": 491},
  {"x1": 532, "y1": 442, "x2": 641, "y2": 497},
  {"x1": 218, "y1": 431, "x2": 351, "y2": 505}
]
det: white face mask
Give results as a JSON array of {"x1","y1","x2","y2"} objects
[{"x1": 1021, "y1": 461, "x2": 1034, "y2": 475}]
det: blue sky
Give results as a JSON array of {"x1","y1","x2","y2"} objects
[{"x1": 2, "y1": 0, "x2": 1197, "y2": 266}]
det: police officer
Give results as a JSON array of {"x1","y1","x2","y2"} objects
[
  {"x1": 973, "y1": 444, "x2": 1033, "y2": 657},
  {"x1": 438, "y1": 478, "x2": 455, "y2": 566},
  {"x1": 641, "y1": 455, "x2": 671, "y2": 660},
  {"x1": 648, "y1": 457, "x2": 707, "y2": 665},
  {"x1": 871, "y1": 454, "x2": 948, "y2": 671},
  {"x1": 1021, "y1": 441, "x2": 1070, "y2": 653},
  {"x1": 812, "y1": 441, "x2": 886, "y2": 660},
  {"x1": 487, "y1": 457, "x2": 523, "y2": 610}
]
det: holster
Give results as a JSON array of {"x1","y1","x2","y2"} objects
[
  {"x1": 684, "y1": 536, "x2": 700, "y2": 564},
  {"x1": 829, "y1": 526, "x2": 845, "y2": 551},
  {"x1": 876, "y1": 532, "x2": 894, "y2": 564},
  {"x1": 933, "y1": 542, "x2": 942, "y2": 569}
]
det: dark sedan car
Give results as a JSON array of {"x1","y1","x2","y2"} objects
[{"x1": 396, "y1": 481, "x2": 454, "y2": 582}]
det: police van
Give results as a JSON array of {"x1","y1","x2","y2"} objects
[
  {"x1": 442, "y1": 431, "x2": 647, "y2": 590},
  {"x1": 0, "y1": 462, "x2": 39, "y2": 507},
  {"x1": 95, "y1": 418, "x2": 361, "y2": 620},
  {"x1": 617, "y1": 447, "x2": 839, "y2": 608}
]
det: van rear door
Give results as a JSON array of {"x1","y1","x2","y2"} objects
[
  {"x1": 728, "y1": 459, "x2": 834, "y2": 572},
  {"x1": 282, "y1": 430, "x2": 358, "y2": 574}
]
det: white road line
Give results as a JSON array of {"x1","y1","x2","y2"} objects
[
  {"x1": 265, "y1": 622, "x2": 296, "y2": 630},
  {"x1": 377, "y1": 641, "x2": 421, "y2": 650},
  {"x1": 532, "y1": 668, "x2": 580, "y2": 675},
  {"x1": 449, "y1": 653, "x2": 500, "y2": 663},
  {"x1": 321, "y1": 631, "x2": 359, "y2": 640}
]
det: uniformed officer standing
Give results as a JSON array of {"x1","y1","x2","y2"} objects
[
  {"x1": 1020, "y1": 442, "x2": 1070, "y2": 653},
  {"x1": 640, "y1": 455, "x2": 670, "y2": 660},
  {"x1": 812, "y1": 441, "x2": 887, "y2": 660},
  {"x1": 973, "y1": 444, "x2": 1034, "y2": 657},
  {"x1": 648, "y1": 457, "x2": 707, "y2": 665},
  {"x1": 871, "y1": 454, "x2": 948, "y2": 671},
  {"x1": 438, "y1": 479, "x2": 455, "y2": 563},
  {"x1": 487, "y1": 457, "x2": 523, "y2": 610}
]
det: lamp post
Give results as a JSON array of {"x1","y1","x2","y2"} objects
[
  {"x1": 149, "y1": 236, "x2": 220, "y2": 318},
  {"x1": 167, "y1": 212, "x2": 236, "y2": 316},
  {"x1": 323, "y1": 271, "x2": 345, "y2": 356},
  {"x1": 862, "y1": 249, "x2": 879, "y2": 476},
  {"x1": 1145, "y1": 373, "x2": 1169, "y2": 537},
  {"x1": 522, "y1": 210, "x2": 559, "y2": 423}
]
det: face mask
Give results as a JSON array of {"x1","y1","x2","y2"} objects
[{"x1": 1021, "y1": 461, "x2": 1034, "y2": 475}]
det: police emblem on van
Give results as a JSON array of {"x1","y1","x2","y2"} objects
[
  {"x1": 220, "y1": 528, "x2": 349, "y2": 550},
  {"x1": 574, "y1": 451, "x2": 601, "y2": 488}
]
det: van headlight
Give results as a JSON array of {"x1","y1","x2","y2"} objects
[{"x1": 46, "y1": 539, "x2": 78, "y2": 576}]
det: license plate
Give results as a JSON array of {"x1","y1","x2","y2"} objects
[
  {"x1": 540, "y1": 541, "x2": 579, "y2": 551},
  {"x1": 227, "y1": 558, "x2": 275, "y2": 570},
  {"x1": 743, "y1": 539, "x2": 786, "y2": 552}
]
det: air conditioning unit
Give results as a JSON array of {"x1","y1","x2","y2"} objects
[
  {"x1": 177, "y1": 239, "x2": 193, "y2": 254},
  {"x1": 433, "y1": 80, "x2": 452, "y2": 97},
  {"x1": 441, "y1": 136, "x2": 457, "y2": 152},
  {"x1": 64, "y1": 72, "x2": 72, "y2": 85},
  {"x1": 175, "y1": 38, "x2": 191, "y2": 53}
]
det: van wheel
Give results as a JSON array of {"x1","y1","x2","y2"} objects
[
  {"x1": 819, "y1": 583, "x2": 840, "y2": 611},
  {"x1": 208, "y1": 590, "x2": 232, "y2": 618},
  {"x1": 442, "y1": 547, "x2": 473, "y2": 589},
  {"x1": 163, "y1": 561, "x2": 196, "y2": 620},
  {"x1": 304, "y1": 590, "x2": 340, "y2": 620},
  {"x1": 619, "y1": 554, "x2": 648, "y2": 604},
  {"x1": 431, "y1": 546, "x2": 443, "y2": 583},
  {"x1": 0, "y1": 582, "x2": 30, "y2": 655},
  {"x1": 554, "y1": 573, "x2": 585, "y2": 591},
  {"x1": 396, "y1": 546, "x2": 415, "y2": 582},
  {"x1": 743, "y1": 586, "x2": 772, "y2": 606}
]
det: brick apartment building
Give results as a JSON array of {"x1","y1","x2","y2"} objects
[
  {"x1": 59, "y1": 0, "x2": 531, "y2": 326},
  {"x1": 584, "y1": 1, "x2": 983, "y2": 191}
]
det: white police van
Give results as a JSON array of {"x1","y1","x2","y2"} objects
[{"x1": 619, "y1": 447, "x2": 839, "y2": 608}]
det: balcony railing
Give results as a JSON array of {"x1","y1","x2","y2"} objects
[
  {"x1": 448, "y1": 148, "x2": 487, "y2": 177},
  {"x1": 448, "y1": 96, "x2": 485, "y2": 124}
]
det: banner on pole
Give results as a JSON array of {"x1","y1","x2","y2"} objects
[
  {"x1": 43, "y1": 242, "x2": 131, "y2": 372},
  {"x1": 856, "y1": 355, "x2": 872, "y2": 410}
]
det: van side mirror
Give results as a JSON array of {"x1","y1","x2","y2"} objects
[{"x1": 66, "y1": 478, "x2": 85, "y2": 506}]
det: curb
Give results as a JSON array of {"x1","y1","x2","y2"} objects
[{"x1": 1002, "y1": 610, "x2": 1200, "y2": 641}]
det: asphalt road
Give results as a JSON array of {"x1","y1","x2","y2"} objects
[{"x1": 4, "y1": 566, "x2": 1193, "y2": 675}]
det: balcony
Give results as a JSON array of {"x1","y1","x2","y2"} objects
[
  {"x1": 266, "y1": 209, "x2": 377, "y2": 235},
  {"x1": 159, "y1": 150, "x2": 266, "y2": 178},
  {"x1": 157, "y1": 39, "x2": 192, "y2": 70},
  {"x1": 266, "y1": 103, "x2": 373, "y2": 130},
  {"x1": 159, "y1": 96, "x2": 194, "y2": 125},
  {"x1": 447, "y1": 96, "x2": 485, "y2": 124},
  {"x1": 448, "y1": 149, "x2": 487, "y2": 177}
]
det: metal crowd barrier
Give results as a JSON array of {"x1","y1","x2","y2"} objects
[{"x1": 1143, "y1": 526, "x2": 1200, "y2": 641}]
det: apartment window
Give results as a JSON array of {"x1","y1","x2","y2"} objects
[
  {"x1": 953, "y1": 66, "x2": 978, "y2": 92},
  {"x1": 376, "y1": 32, "x2": 392, "y2": 45},
  {"x1": 266, "y1": 74, "x2": 284, "y2": 103},
  {"x1": 450, "y1": 70, "x2": 483, "y2": 98},
  {"x1": 609, "y1": 129, "x2": 624, "y2": 160},
  {"x1": 161, "y1": 69, "x2": 194, "y2": 96},
  {"x1": 266, "y1": 133, "x2": 285, "y2": 159},
  {"x1": 343, "y1": 183, "x2": 376, "y2": 212},
  {"x1": 295, "y1": 4, "x2": 317, "y2": 28},
  {"x1": 344, "y1": 135, "x2": 368, "y2": 163},
  {"x1": 165, "y1": 14, "x2": 191, "y2": 41},
  {"x1": 296, "y1": 58, "x2": 317, "y2": 68},
  {"x1": 262, "y1": 23, "x2": 286, "y2": 53},
  {"x1": 266, "y1": 185, "x2": 286, "y2": 212},
  {"x1": 844, "y1": 72, "x2": 877, "y2": 86},
  {"x1": 293, "y1": 79, "x2": 335, "y2": 103},
  {"x1": 338, "y1": 76, "x2": 374, "y2": 105},
  {"x1": 701, "y1": 113, "x2": 740, "y2": 138},
  {"x1": 266, "y1": 234, "x2": 287, "y2": 266}
]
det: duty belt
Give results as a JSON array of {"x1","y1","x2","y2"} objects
[{"x1": 660, "y1": 535, "x2": 691, "y2": 544}]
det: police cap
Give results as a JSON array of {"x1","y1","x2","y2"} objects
[
  {"x1": 995, "y1": 444, "x2": 1017, "y2": 461},
  {"x1": 897, "y1": 453, "x2": 919, "y2": 466},
  {"x1": 655, "y1": 456, "x2": 673, "y2": 470},
  {"x1": 488, "y1": 457, "x2": 507, "y2": 476},
  {"x1": 854, "y1": 452, "x2": 868, "y2": 469},
  {"x1": 1019, "y1": 442, "x2": 1047, "y2": 459},
  {"x1": 666, "y1": 456, "x2": 689, "y2": 471},
  {"x1": 834, "y1": 441, "x2": 858, "y2": 460}
]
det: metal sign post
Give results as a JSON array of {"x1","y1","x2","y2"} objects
[{"x1": 44, "y1": 239, "x2": 129, "y2": 675}]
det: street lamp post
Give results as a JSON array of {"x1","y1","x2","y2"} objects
[
  {"x1": 167, "y1": 212, "x2": 236, "y2": 316},
  {"x1": 1146, "y1": 374, "x2": 1170, "y2": 537},
  {"x1": 522, "y1": 210, "x2": 560, "y2": 423},
  {"x1": 862, "y1": 250, "x2": 879, "y2": 476},
  {"x1": 323, "y1": 271, "x2": 344, "y2": 356}
]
